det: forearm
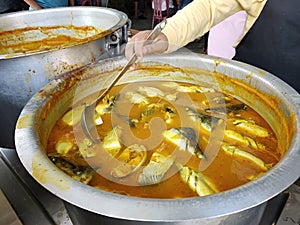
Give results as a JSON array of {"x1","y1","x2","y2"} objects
[
  {"x1": 162, "y1": 0, "x2": 266, "y2": 52},
  {"x1": 24, "y1": 0, "x2": 42, "y2": 9}
]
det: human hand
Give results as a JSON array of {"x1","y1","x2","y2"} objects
[
  {"x1": 125, "y1": 30, "x2": 169, "y2": 69},
  {"x1": 23, "y1": 0, "x2": 42, "y2": 9}
]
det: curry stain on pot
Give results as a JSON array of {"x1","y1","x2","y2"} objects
[
  {"x1": 45, "y1": 60, "x2": 81, "y2": 81},
  {"x1": 16, "y1": 115, "x2": 32, "y2": 129},
  {"x1": 32, "y1": 152, "x2": 71, "y2": 191}
]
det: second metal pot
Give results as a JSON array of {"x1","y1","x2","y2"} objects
[{"x1": 0, "y1": 7, "x2": 129, "y2": 148}]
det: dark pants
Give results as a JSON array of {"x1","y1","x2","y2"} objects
[{"x1": 138, "y1": 0, "x2": 145, "y2": 15}]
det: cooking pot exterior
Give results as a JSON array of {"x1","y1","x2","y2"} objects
[
  {"x1": 0, "y1": 7, "x2": 128, "y2": 148},
  {"x1": 64, "y1": 201, "x2": 267, "y2": 225},
  {"x1": 15, "y1": 53, "x2": 300, "y2": 224}
]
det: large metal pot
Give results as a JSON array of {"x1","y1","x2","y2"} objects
[
  {"x1": 0, "y1": 7, "x2": 128, "y2": 148},
  {"x1": 15, "y1": 53, "x2": 300, "y2": 224}
]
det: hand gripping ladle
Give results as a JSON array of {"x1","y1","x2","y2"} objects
[{"x1": 81, "y1": 20, "x2": 167, "y2": 143}]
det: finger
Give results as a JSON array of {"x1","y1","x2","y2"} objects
[
  {"x1": 125, "y1": 43, "x2": 134, "y2": 60},
  {"x1": 125, "y1": 31, "x2": 150, "y2": 60},
  {"x1": 129, "y1": 63, "x2": 138, "y2": 70},
  {"x1": 125, "y1": 34, "x2": 140, "y2": 59},
  {"x1": 134, "y1": 31, "x2": 152, "y2": 59}
]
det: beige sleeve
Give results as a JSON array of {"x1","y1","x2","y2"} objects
[{"x1": 162, "y1": 0, "x2": 267, "y2": 52}]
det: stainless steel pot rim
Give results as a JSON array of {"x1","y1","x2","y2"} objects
[
  {"x1": 15, "y1": 54, "x2": 300, "y2": 221},
  {"x1": 0, "y1": 6, "x2": 128, "y2": 59},
  {"x1": 0, "y1": 6, "x2": 128, "y2": 28}
]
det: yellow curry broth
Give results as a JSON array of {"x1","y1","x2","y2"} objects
[
  {"x1": 46, "y1": 80, "x2": 279, "y2": 198},
  {"x1": 0, "y1": 25, "x2": 110, "y2": 56}
]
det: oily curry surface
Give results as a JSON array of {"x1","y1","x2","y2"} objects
[
  {"x1": 0, "y1": 25, "x2": 109, "y2": 56},
  {"x1": 47, "y1": 80, "x2": 280, "y2": 198}
]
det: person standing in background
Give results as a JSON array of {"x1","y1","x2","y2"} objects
[
  {"x1": 24, "y1": 0, "x2": 75, "y2": 10},
  {"x1": 0, "y1": 0, "x2": 21, "y2": 13},
  {"x1": 152, "y1": 0, "x2": 177, "y2": 17},
  {"x1": 138, "y1": 0, "x2": 147, "y2": 19}
]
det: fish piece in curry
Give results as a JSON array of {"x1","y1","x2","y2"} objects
[{"x1": 47, "y1": 81, "x2": 280, "y2": 198}]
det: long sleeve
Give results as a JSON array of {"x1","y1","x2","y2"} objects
[{"x1": 162, "y1": 0, "x2": 267, "y2": 52}]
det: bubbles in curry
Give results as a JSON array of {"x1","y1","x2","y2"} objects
[{"x1": 46, "y1": 80, "x2": 280, "y2": 198}]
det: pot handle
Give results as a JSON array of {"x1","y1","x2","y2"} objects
[{"x1": 104, "y1": 19, "x2": 131, "y2": 58}]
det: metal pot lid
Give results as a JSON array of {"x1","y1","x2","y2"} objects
[{"x1": 14, "y1": 53, "x2": 300, "y2": 222}]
